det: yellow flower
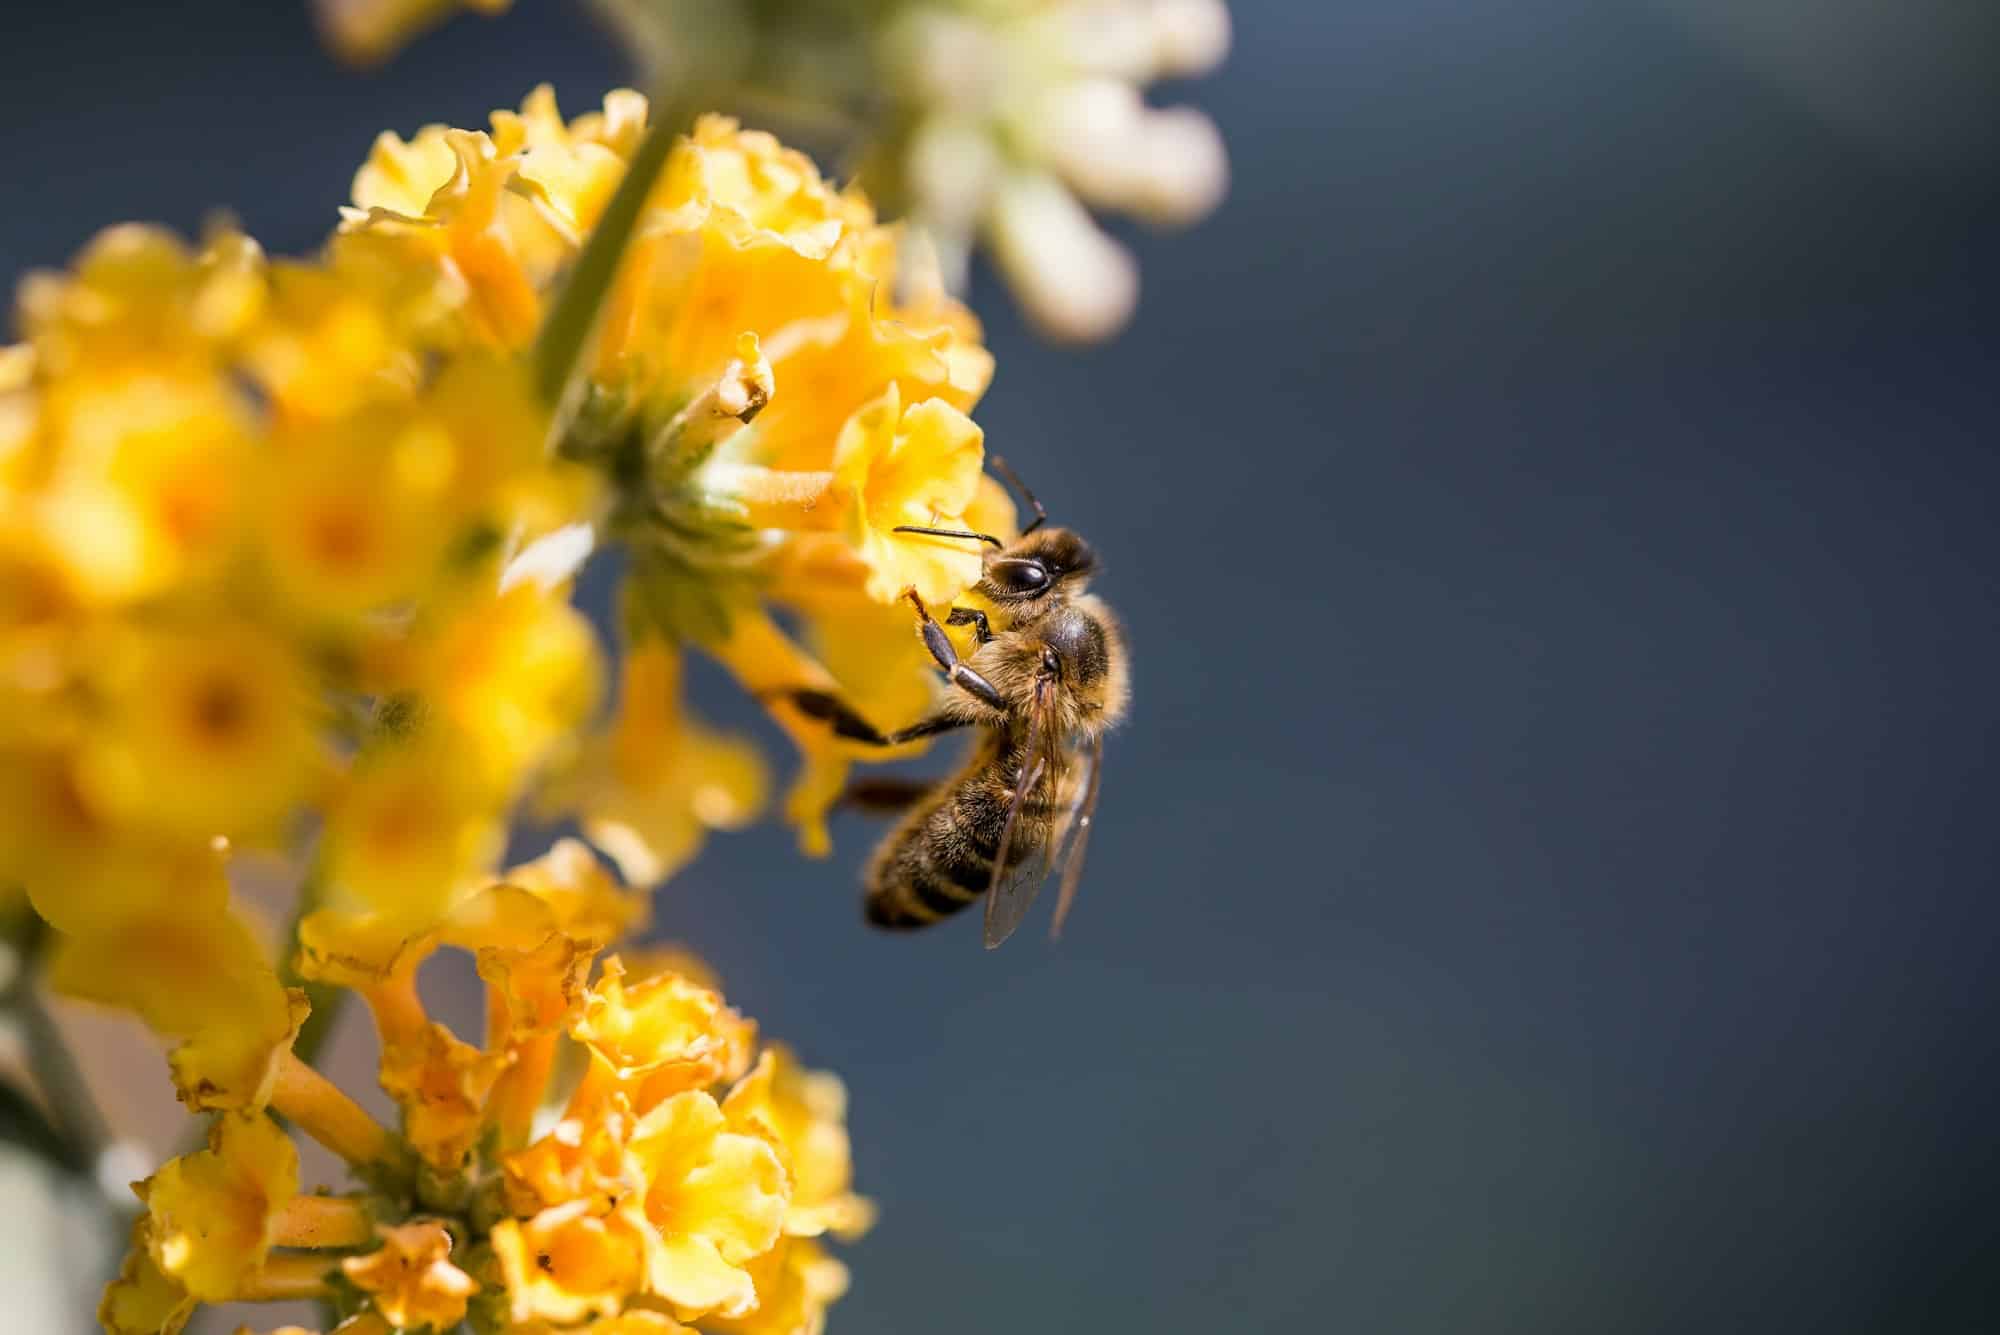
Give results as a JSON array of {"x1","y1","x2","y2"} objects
[
  {"x1": 571, "y1": 957, "x2": 757, "y2": 1114},
  {"x1": 485, "y1": 836, "x2": 650, "y2": 945},
  {"x1": 71, "y1": 619, "x2": 326, "y2": 846},
  {"x1": 724, "y1": 1048, "x2": 875, "y2": 1241},
  {"x1": 399, "y1": 578, "x2": 604, "y2": 797},
  {"x1": 491, "y1": 1199, "x2": 652, "y2": 1327},
  {"x1": 343, "y1": 125, "x2": 565, "y2": 348},
  {"x1": 538, "y1": 638, "x2": 767, "y2": 888},
  {"x1": 501, "y1": 1102, "x2": 636, "y2": 1218},
  {"x1": 314, "y1": 0, "x2": 512, "y2": 66},
  {"x1": 12, "y1": 226, "x2": 259, "y2": 605},
  {"x1": 830, "y1": 384, "x2": 988, "y2": 604},
  {"x1": 0, "y1": 748, "x2": 219, "y2": 932},
  {"x1": 377, "y1": 1021, "x2": 509, "y2": 1173},
  {"x1": 707, "y1": 1238, "x2": 851, "y2": 1335},
  {"x1": 295, "y1": 904, "x2": 437, "y2": 1043},
  {"x1": 243, "y1": 257, "x2": 414, "y2": 422},
  {"x1": 140, "y1": 1113, "x2": 299, "y2": 1301},
  {"x1": 255, "y1": 405, "x2": 462, "y2": 624},
  {"x1": 341, "y1": 1221, "x2": 480, "y2": 1330},
  {"x1": 46, "y1": 897, "x2": 306, "y2": 1112},
  {"x1": 320, "y1": 729, "x2": 508, "y2": 925},
  {"x1": 627, "y1": 1089, "x2": 789, "y2": 1320},
  {"x1": 100, "y1": 1218, "x2": 196, "y2": 1335}
]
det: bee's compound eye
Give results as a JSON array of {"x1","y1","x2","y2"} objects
[{"x1": 994, "y1": 559, "x2": 1051, "y2": 596}]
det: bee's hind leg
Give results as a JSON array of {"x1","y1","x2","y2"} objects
[
  {"x1": 839, "y1": 777, "x2": 935, "y2": 813},
  {"x1": 906, "y1": 590, "x2": 1005, "y2": 711}
]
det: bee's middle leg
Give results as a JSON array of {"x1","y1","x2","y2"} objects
[
  {"x1": 906, "y1": 590, "x2": 1004, "y2": 710},
  {"x1": 779, "y1": 690, "x2": 965, "y2": 747}
]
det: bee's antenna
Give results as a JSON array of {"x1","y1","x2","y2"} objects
[
  {"x1": 892, "y1": 525, "x2": 1004, "y2": 549},
  {"x1": 989, "y1": 455, "x2": 1047, "y2": 534}
]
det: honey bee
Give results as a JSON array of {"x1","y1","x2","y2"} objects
[{"x1": 782, "y1": 461, "x2": 1129, "y2": 948}]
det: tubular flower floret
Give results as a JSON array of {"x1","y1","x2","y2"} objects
[{"x1": 97, "y1": 846, "x2": 871, "y2": 1334}]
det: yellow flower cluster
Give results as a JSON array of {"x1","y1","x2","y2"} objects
[
  {"x1": 4, "y1": 91, "x2": 982, "y2": 1335},
  {"x1": 95, "y1": 841, "x2": 870, "y2": 1335},
  {"x1": 339, "y1": 87, "x2": 1014, "y2": 860},
  {"x1": 0, "y1": 221, "x2": 599, "y2": 1067}
]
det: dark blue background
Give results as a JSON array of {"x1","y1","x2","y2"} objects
[{"x1": 7, "y1": 3, "x2": 1998, "y2": 1331}]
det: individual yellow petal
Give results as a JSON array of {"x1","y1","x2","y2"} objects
[
  {"x1": 341, "y1": 1220, "x2": 480, "y2": 1330},
  {"x1": 142, "y1": 1113, "x2": 299, "y2": 1302},
  {"x1": 350, "y1": 124, "x2": 459, "y2": 215}
]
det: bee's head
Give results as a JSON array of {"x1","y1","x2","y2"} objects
[
  {"x1": 982, "y1": 526, "x2": 1097, "y2": 604},
  {"x1": 887, "y1": 458, "x2": 1094, "y2": 607}
]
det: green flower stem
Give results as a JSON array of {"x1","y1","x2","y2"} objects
[
  {"x1": 533, "y1": 87, "x2": 704, "y2": 424},
  {"x1": 279, "y1": 863, "x2": 341, "y2": 1070}
]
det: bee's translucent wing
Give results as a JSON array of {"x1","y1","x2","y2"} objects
[
  {"x1": 1047, "y1": 733, "x2": 1103, "y2": 940},
  {"x1": 981, "y1": 684, "x2": 1062, "y2": 950}
]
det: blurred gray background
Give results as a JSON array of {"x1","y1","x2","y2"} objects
[{"x1": 7, "y1": 2, "x2": 1999, "y2": 1331}]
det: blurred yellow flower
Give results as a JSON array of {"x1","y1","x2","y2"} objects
[
  {"x1": 45, "y1": 894, "x2": 305, "y2": 1111},
  {"x1": 399, "y1": 577, "x2": 604, "y2": 796},
  {"x1": 140, "y1": 1113, "x2": 299, "y2": 1301},
  {"x1": 314, "y1": 0, "x2": 512, "y2": 66},
  {"x1": 725, "y1": 1048, "x2": 875, "y2": 1241},
  {"x1": 708, "y1": 1237, "x2": 851, "y2": 1335},
  {"x1": 539, "y1": 637, "x2": 767, "y2": 888},
  {"x1": 71, "y1": 619, "x2": 326, "y2": 846},
  {"x1": 320, "y1": 730, "x2": 508, "y2": 925}
]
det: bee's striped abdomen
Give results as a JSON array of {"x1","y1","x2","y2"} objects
[{"x1": 863, "y1": 742, "x2": 1052, "y2": 930}]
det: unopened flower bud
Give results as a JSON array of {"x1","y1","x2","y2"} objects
[{"x1": 987, "y1": 173, "x2": 1139, "y2": 342}]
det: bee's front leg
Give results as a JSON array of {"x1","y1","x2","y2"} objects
[
  {"x1": 906, "y1": 590, "x2": 1005, "y2": 711},
  {"x1": 946, "y1": 606, "x2": 993, "y2": 644}
]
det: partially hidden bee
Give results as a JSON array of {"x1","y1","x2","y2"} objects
[{"x1": 781, "y1": 460, "x2": 1129, "y2": 948}]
